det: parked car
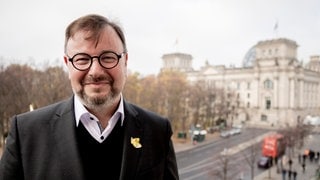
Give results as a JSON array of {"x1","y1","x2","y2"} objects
[
  {"x1": 257, "y1": 156, "x2": 273, "y2": 169},
  {"x1": 303, "y1": 115, "x2": 320, "y2": 126},
  {"x1": 229, "y1": 128, "x2": 241, "y2": 136},
  {"x1": 220, "y1": 131, "x2": 230, "y2": 138}
]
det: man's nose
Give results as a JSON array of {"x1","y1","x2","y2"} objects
[{"x1": 88, "y1": 58, "x2": 105, "y2": 73}]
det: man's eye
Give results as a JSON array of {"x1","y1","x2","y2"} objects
[
  {"x1": 101, "y1": 55, "x2": 117, "y2": 63},
  {"x1": 75, "y1": 58, "x2": 90, "y2": 64}
]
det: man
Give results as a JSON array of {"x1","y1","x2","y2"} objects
[{"x1": 0, "y1": 14, "x2": 179, "y2": 180}]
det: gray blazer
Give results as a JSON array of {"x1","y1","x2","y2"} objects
[{"x1": 0, "y1": 97, "x2": 179, "y2": 180}]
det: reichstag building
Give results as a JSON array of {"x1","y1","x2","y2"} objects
[{"x1": 161, "y1": 38, "x2": 320, "y2": 128}]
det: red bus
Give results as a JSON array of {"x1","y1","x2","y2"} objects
[{"x1": 262, "y1": 133, "x2": 285, "y2": 158}]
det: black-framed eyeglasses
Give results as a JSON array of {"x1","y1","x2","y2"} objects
[{"x1": 67, "y1": 51, "x2": 126, "y2": 71}]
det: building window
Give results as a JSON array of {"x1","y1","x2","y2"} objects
[
  {"x1": 247, "y1": 93, "x2": 250, "y2": 98},
  {"x1": 264, "y1": 79, "x2": 273, "y2": 89},
  {"x1": 247, "y1": 102, "x2": 250, "y2": 108},
  {"x1": 265, "y1": 97, "x2": 271, "y2": 110},
  {"x1": 261, "y1": 114, "x2": 268, "y2": 121},
  {"x1": 247, "y1": 82, "x2": 251, "y2": 90}
]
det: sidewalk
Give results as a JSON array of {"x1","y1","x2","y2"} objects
[{"x1": 255, "y1": 133, "x2": 320, "y2": 180}]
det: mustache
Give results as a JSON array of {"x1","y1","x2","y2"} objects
[{"x1": 82, "y1": 76, "x2": 113, "y2": 84}]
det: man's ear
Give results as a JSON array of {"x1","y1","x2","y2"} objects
[
  {"x1": 124, "y1": 53, "x2": 128, "y2": 66},
  {"x1": 63, "y1": 56, "x2": 68, "y2": 65}
]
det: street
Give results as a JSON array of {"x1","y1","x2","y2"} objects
[{"x1": 176, "y1": 128, "x2": 271, "y2": 180}]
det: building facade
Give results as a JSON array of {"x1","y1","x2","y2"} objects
[
  {"x1": 161, "y1": 53, "x2": 194, "y2": 72},
  {"x1": 161, "y1": 38, "x2": 320, "y2": 127}
]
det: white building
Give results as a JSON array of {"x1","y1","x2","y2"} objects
[
  {"x1": 161, "y1": 38, "x2": 320, "y2": 127},
  {"x1": 161, "y1": 53, "x2": 194, "y2": 72}
]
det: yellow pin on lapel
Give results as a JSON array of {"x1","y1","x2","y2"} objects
[{"x1": 131, "y1": 137, "x2": 142, "y2": 148}]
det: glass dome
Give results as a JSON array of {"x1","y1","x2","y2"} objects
[{"x1": 242, "y1": 46, "x2": 256, "y2": 67}]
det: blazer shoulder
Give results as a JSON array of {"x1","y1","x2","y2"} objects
[{"x1": 16, "y1": 97, "x2": 73, "y2": 123}]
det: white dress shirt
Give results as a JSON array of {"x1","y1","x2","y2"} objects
[{"x1": 74, "y1": 95, "x2": 125, "y2": 143}]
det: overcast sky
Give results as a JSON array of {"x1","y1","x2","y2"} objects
[{"x1": 0, "y1": 0, "x2": 319, "y2": 75}]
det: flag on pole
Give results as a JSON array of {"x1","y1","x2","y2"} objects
[
  {"x1": 273, "y1": 20, "x2": 279, "y2": 37},
  {"x1": 273, "y1": 21, "x2": 278, "y2": 31},
  {"x1": 174, "y1": 38, "x2": 179, "y2": 46},
  {"x1": 174, "y1": 38, "x2": 179, "y2": 52}
]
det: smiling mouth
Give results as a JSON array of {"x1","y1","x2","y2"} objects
[
  {"x1": 87, "y1": 81, "x2": 109, "y2": 84},
  {"x1": 83, "y1": 79, "x2": 111, "y2": 85}
]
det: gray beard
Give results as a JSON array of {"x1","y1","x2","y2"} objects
[{"x1": 76, "y1": 88, "x2": 119, "y2": 111}]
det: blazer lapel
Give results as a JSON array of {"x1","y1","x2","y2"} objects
[
  {"x1": 120, "y1": 101, "x2": 144, "y2": 180},
  {"x1": 50, "y1": 97, "x2": 85, "y2": 180},
  {"x1": 49, "y1": 98, "x2": 144, "y2": 180}
]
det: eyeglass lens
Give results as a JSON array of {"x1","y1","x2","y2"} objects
[{"x1": 72, "y1": 52, "x2": 120, "y2": 70}]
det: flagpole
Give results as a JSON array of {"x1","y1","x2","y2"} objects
[
  {"x1": 273, "y1": 19, "x2": 279, "y2": 38},
  {"x1": 174, "y1": 38, "x2": 179, "y2": 52}
]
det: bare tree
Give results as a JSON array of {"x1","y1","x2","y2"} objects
[
  {"x1": 0, "y1": 64, "x2": 36, "y2": 136},
  {"x1": 242, "y1": 129, "x2": 262, "y2": 180},
  {"x1": 188, "y1": 80, "x2": 209, "y2": 128},
  {"x1": 33, "y1": 66, "x2": 72, "y2": 108},
  {"x1": 210, "y1": 148, "x2": 239, "y2": 180},
  {"x1": 0, "y1": 64, "x2": 71, "y2": 147},
  {"x1": 278, "y1": 123, "x2": 313, "y2": 167},
  {"x1": 155, "y1": 70, "x2": 189, "y2": 132},
  {"x1": 123, "y1": 72, "x2": 143, "y2": 105}
]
